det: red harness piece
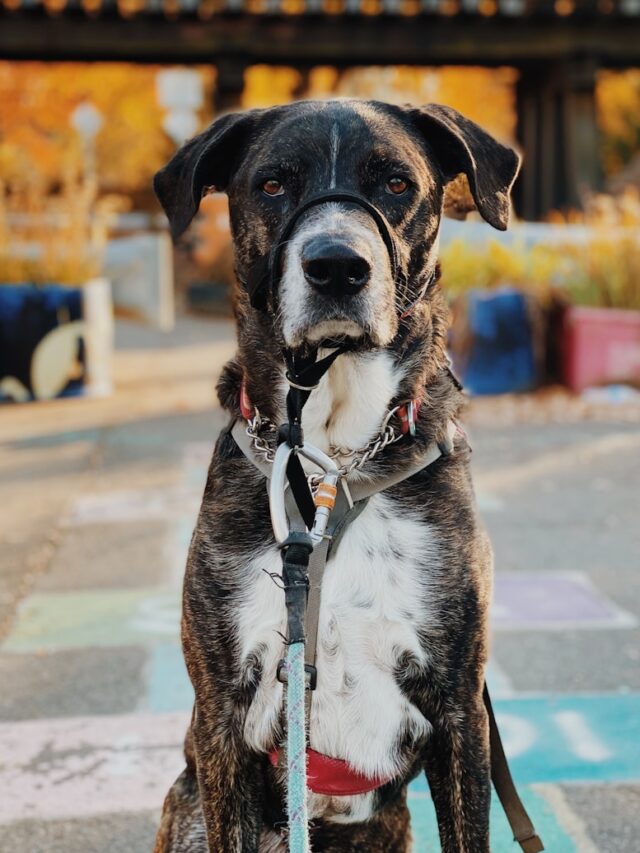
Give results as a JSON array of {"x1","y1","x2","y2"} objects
[{"x1": 268, "y1": 747, "x2": 391, "y2": 797}]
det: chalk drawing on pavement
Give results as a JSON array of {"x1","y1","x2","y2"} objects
[
  {"x1": 0, "y1": 708, "x2": 611, "y2": 852},
  {"x1": 492, "y1": 571, "x2": 637, "y2": 631},
  {"x1": 66, "y1": 488, "x2": 200, "y2": 527},
  {"x1": 1, "y1": 588, "x2": 182, "y2": 652}
]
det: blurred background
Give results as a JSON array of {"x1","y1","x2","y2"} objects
[{"x1": 0, "y1": 2, "x2": 639, "y2": 851}]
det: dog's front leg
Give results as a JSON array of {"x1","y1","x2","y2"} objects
[
  {"x1": 183, "y1": 585, "x2": 265, "y2": 853},
  {"x1": 190, "y1": 696, "x2": 264, "y2": 853},
  {"x1": 424, "y1": 690, "x2": 491, "y2": 853}
]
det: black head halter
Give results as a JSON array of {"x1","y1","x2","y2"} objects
[{"x1": 243, "y1": 189, "x2": 401, "y2": 311}]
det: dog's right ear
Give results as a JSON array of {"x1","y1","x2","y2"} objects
[
  {"x1": 407, "y1": 104, "x2": 521, "y2": 231},
  {"x1": 154, "y1": 109, "x2": 263, "y2": 239}
]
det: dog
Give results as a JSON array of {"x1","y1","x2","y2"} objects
[{"x1": 152, "y1": 99, "x2": 520, "y2": 853}]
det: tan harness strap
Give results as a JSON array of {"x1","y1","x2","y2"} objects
[
  {"x1": 484, "y1": 684, "x2": 544, "y2": 853},
  {"x1": 303, "y1": 537, "x2": 330, "y2": 720}
]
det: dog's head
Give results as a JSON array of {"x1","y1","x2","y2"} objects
[{"x1": 155, "y1": 100, "x2": 519, "y2": 351}]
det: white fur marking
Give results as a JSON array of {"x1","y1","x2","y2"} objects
[
  {"x1": 301, "y1": 350, "x2": 403, "y2": 455},
  {"x1": 240, "y1": 546, "x2": 287, "y2": 753},
  {"x1": 309, "y1": 495, "x2": 435, "y2": 781},
  {"x1": 330, "y1": 123, "x2": 339, "y2": 188},
  {"x1": 239, "y1": 495, "x2": 439, "y2": 823}
]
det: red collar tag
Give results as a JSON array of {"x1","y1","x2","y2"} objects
[
  {"x1": 268, "y1": 747, "x2": 391, "y2": 797},
  {"x1": 397, "y1": 399, "x2": 420, "y2": 436}
]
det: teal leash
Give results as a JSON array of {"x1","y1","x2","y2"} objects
[
  {"x1": 285, "y1": 641, "x2": 310, "y2": 852},
  {"x1": 276, "y1": 531, "x2": 316, "y2": 853}
]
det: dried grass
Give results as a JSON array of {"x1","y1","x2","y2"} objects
[{"x1": 441, "y1": 189, "x2": 640, "y2": 311}]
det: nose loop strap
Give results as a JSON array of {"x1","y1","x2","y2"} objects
[{"x1": 245, "y1": 189, "x2": 399, "y2": 310}]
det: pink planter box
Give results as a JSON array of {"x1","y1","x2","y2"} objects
[{"x1": 561, "y1": 305, "x2": 640, "y2": 392}]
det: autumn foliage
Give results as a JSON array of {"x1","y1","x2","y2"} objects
[
  {"x1": 597, "y1": 69, "x2": 640, "y2": 178},
  {"x1": 0, "y1": 61, "x2": 212, "y2": 192},
  {"x1": 2, "y1": 60, "x2": 639, "y2": 195}
]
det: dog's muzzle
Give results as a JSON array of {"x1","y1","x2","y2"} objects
[{"x1": 242, "y1": 189, "x2": 400, "y2": 311}]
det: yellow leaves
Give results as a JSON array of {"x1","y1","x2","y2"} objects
[
  {"x1": 307, "y1": 67, "x2": 340, "y2": 97},
  {"x1": 440, "y1": 190, "x2": 640, "y2": 310},
  {"x1": 0, "y1": 60, "x2": 216, "y2": 283},
  {"x1": 0, "y1": 61, "x2": 215, "y2": 192},
  {"x1": 0, "y1": 149, "x2": 130, "y2": 285},
  {"x1": 440, "y1": 238, "x2": 550, "y2": 299},
  {"x1": 435, "y1": 66, "x2": 518, "y2": 143},
  {"x1": 242, "y1": 66, "x2": 303, "y2": 108},
  {"x1": 241, "y1": 64, "x2": 517, "y2": 144},
  {"x1": 596, "y1": 69, "x2": 640, "y2": 177}
]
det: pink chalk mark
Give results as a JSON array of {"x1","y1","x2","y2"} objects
[{"x1": 0, "y1": 711, "x2": 190, "y2": 823}]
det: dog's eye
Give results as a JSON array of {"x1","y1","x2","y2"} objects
[
  {"x1": 262, "y1": 179, "x2": 284, "y2": 197},
  {"x1": 386, "y1": 176, "x2": 409, "y2": 195}
]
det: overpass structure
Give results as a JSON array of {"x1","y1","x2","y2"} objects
[{"x1": 2, "y1": 0, "x2": 640, "y2": 218}]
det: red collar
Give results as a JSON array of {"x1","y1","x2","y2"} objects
[
  {"x1": 239, "y1": 379, "x2": 420, "y2": 436},
  {"x1": 268, "y1": 747, "x2": 391, "y2": 796}
]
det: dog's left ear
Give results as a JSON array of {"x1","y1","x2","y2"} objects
[
  {"x1": 154, "y1": 108, "x2": 264, "y2": 239},
  {"x1": 408, "y1": 104, "x2": 521, "y2": 231}
]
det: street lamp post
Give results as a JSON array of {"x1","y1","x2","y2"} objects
[
  {"x1": 156, "y1": 68, "x2": 204, "y2": 146},
  {"x1": 71, "y1": 100, "x2": 104, "y2": 180}
]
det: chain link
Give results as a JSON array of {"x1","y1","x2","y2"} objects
[{"x1": 246, "y1": 408, "x2": 403, "y2": 487}]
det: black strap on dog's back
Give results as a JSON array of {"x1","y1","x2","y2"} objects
[{"x1": 244, "y1": 189, "x2": 400, "y2": 310}]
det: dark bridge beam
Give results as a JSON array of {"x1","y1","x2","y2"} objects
[{"x1": 1, "y1": 13, "x2": 640, "y2": 68}]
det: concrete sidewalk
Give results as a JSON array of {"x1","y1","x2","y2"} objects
[{"x1": 0, "y1": 316, "x2": 638, "y2": 852}]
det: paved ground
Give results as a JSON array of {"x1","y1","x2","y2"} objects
[{"x1": 1, "y1": 315, "x2": 639, "y2": 852}]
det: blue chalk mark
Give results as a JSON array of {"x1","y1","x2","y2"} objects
[
  {"x1": 147, "y1": 643, "x2": 194, "y2": 712},
  {"x1": 494, "y1": 693, "x2": 640, "y2": 784},
  {"x1": 145, "y1": 642, "x2": 640, "y2": 787},
  {"x1": 406, "y1": 693, "x2": 640, "y2": 787},
  {"x1": 409, "y1": 786, "x2": 575, "y2": 853}
]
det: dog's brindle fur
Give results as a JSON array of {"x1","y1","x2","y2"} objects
[{"x1": 153, "y1": 100, "x2": 520, "y2": 853}]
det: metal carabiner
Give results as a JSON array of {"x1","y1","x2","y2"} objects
[{"x1": 270, "y1": 442, "x2": 340, "y2": 546}]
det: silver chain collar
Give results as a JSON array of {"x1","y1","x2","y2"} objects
[{"x1": 246, "y1": 406, "x2": 404, "y2": 488}]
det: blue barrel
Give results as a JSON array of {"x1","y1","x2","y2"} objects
[
  {"x1": 0, "y1": 283, "x2": 84, "y2": 401},
  {"x1": 451, "y1": 288, "x2": 539, "y2": 395}
]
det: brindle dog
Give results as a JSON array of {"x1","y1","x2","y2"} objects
[{"x1": 153, "y1": 100, "x2": 520, "y2": 853}]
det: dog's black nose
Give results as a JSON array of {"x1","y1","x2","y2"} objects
[{"x1": 302, "y1": 238, "x2": 370, "y2": 296}]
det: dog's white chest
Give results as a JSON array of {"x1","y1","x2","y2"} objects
[{"x1": 239, "y1": 494, "x2": 436, "y2": 801}]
